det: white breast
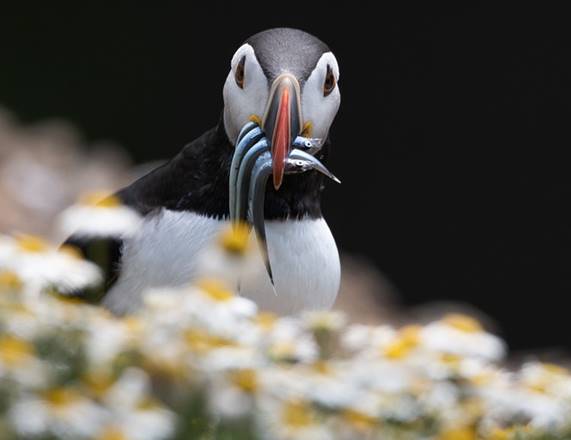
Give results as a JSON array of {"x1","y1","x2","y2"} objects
[{"x1": 103, "y1": 209, "x2": 340, "y2": 315}]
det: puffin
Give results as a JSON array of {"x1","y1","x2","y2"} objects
[{"x1": 65, "y1": 28, "x2": 342, "y2": 315}]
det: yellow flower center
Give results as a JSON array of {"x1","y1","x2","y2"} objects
[
  {"x1": 470, "y1": 372, "x2": 493, "y2": 386},
  {"x1": 384, "y1": 340, "x2": 411, "y2": 359},
  {"x1": 16, "y1": 234, "x2": 48, "y2": 253},
  {"x1": 124, "y1": 316, "x2": 143, "y2": 335},
  {"x1": 82, "y1": 372, "x2": 114, "y2": 398},
  {"x1": 230, "y1": 369, "x2": 258, "y2": 393},
  {"x1": 528, "y1": 380, "x2": 548, "y2": 394},
  {"x1": 438, "y1": 427, "x2": 476, "y2": 440},
  {"x1": 97, "y1": 426, "x2": 127, "y2": 440},
  {"x1": 270, "y1": 341, "x2": 296, "y2": 359},
  {"x1": 0, "y1": 336, "x2": 34, "y2": 366},
  {"x1": 343, "y1": 409, "x2": 377, "y2": 432},
  {"x1": 80, "y1": 192, "x2": 121, "y2": 208},
  {"x1": 254, "y1": 312, "x2": 278, "y2": 330},
  {"x1": 400, "y1": 324, "x2": 422, "y2": 345},
  {"x1": 282, "y1": 401, "x2": 313, "y2": 428},
  {"x1": 383, "y1": 325, "x2": 422, "y2": 360},
  {"x1": 43, "y1": 388, "x2": 80, "y2": 408},
  {"x1": 219, "y1": 223, "x2": 250, "y2": 255},
  {"x1": 443, "y1": 314, "x2": 483, "y2": 333},
  {"x1": 489, "y1": 427, "x2": 516, "y2": 440},
  {"x1": 184, "y1": 328, "x2": 235, "y2": 352},
  {"x1": 440, "y1": 353, "x2": 462, "y2": 366},
  {"x1": 312, "y1": 360, "x2": 332, "y2": 375},
  {"x1": 0, "y1": 270, "x2": 23, "y2": 292},
  {"x1": 198, "y1": 279, "x2": 234, "y2": 302}
]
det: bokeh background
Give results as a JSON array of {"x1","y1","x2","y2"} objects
[{"x1": 1, "y1": 4, "x2": 569, "y2": 351}]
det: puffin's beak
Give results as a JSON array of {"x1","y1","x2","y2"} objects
[{"x1": 262, "y1": 74, "x2": 302, "y2": 190}]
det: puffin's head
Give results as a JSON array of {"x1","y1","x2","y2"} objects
[{"x1": 223, "y1": 28, "x2": 340, "y2": 182}]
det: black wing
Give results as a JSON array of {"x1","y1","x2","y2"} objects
[
  {"x1": 61, "y1": 123, "x2": 233, "y2": 302},
  {"x1": 62, "y1": 234, "x2": 124, "y2": 302}
]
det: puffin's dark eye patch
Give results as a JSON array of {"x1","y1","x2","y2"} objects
[
  {"x1": 323, "y1": 64, "x2": 336, "y2": 97},
  {"x1": 235, "y1": 56, "x2": 246, "y2": 89}
]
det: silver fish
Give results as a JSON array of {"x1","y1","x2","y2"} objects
[
  {"x1": 228, "y1": 123, "x2": 263, "y2": 223},
  {"x1": 233, "y1": 136, "x2": 323, "y2": 223}
]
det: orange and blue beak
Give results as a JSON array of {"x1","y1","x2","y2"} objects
[{"x1": 262, "y1": 74, "x2": 302, "y2": 190}]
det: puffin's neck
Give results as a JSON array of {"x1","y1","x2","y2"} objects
[{"x1": 209, "y1": 120, "x2": 329, "y2": 220}]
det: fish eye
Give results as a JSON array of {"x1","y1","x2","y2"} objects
[
  {"x1": 235, "y1": 56, "x2": 246, "y2": 89},
  {"x1": 323, "y1": 64, "x2": 336, "y2": 97}
]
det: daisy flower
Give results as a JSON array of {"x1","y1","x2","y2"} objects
[
  {"x1": 1, "y1": 234, "x2": 101, "y2": 295},
  {"x1": 57, "y1": 191, "x2": 142, "y2": 239},
  {"x1": 256, "y1": 397, "x2": 334, "y2": 440},
  {"x1": 8, "y1": 387, "x2": 107, "y2": 439},
  {"x1": 420, "y1": 314, "x2": 506, "y2": 361}
]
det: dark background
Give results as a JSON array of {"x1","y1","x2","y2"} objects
[{"x1": 1, "y1": 4, "x2": 570, "y2": 351}]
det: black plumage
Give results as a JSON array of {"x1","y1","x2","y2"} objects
[{"x1": 115, "y1": 119, "x2": 330, "y2": 220}]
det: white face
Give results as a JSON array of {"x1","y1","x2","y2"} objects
[{"x1": 223, "y1": 43, "x2": 341, "y2": 144}]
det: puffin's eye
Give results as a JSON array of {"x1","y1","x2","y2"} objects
[
  {"x1": 323, "y1": 64, "x2": 336, "y2": 97},
  {"x1": 235, "y1": 56, "x2": 246, "y2": 89}
]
